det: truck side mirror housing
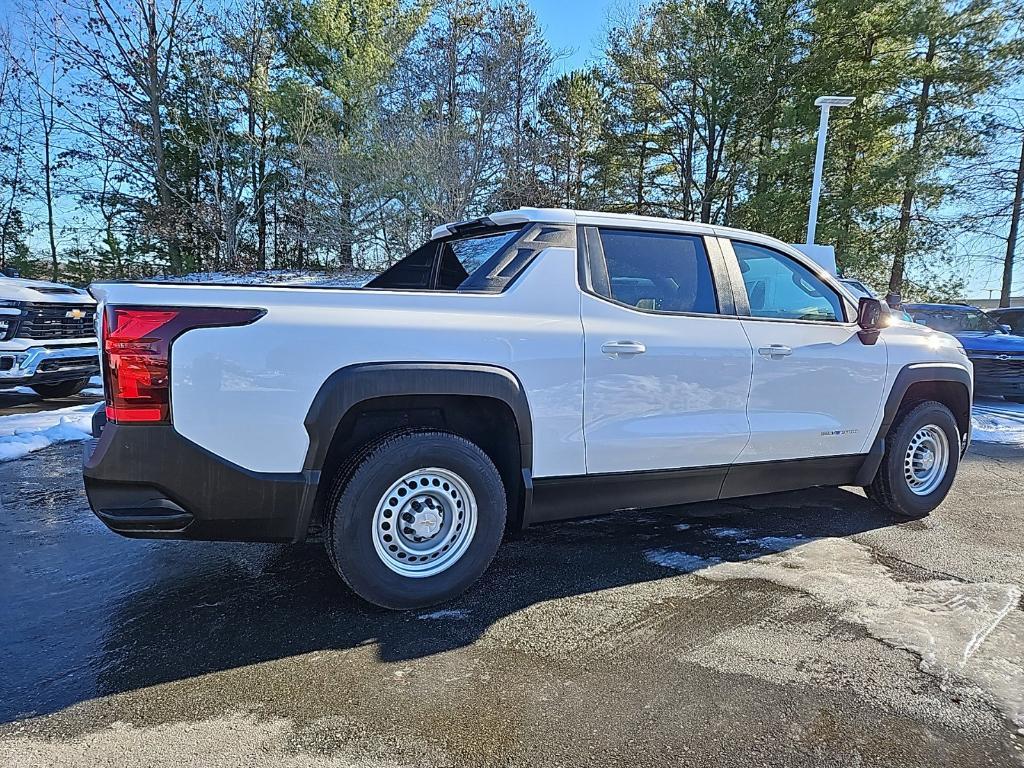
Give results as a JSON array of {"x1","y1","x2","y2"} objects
[{"x1": 857, "y1": 297, "x2": 883, "y2": 345}]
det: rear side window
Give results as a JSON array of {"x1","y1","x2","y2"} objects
[
  {"x1": 365, "y1": 241, "x2": 437, "y2": 289},
  {"x1": 436, "y1": 230, "x2": 520, "y2": 290},
  {"x1": 594, "y1": 229, "x2": 718, "y2": 314},
  {"x1": 732, "y1": 241, "x2": 844, "y2": 322}
]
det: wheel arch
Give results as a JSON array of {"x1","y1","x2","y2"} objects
[
  {"x1": 855, "y1": 363, "x2": 972, "y2": 486},
  {"x1": 300, "y1": 362, "x2": 534, "y2": 539}
]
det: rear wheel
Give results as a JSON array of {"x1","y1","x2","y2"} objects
[
  {"x1": 325, "y1": 430, "x2": 507, "y2": 610},
  {"x1": 30, "y1": 378, "x2": 90, "y2": 399},
  {"x1": 867, "y1": 400, "x2": 960, "y2": 519}
]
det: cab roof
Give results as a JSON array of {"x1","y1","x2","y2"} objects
[
  {"x1": 902, "y1": 303, "x2": 978, "y2": 311},
  {"x1": 430, "y1": 207, "x2": 792, "y2": 250}
]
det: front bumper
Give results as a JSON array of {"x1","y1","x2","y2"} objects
[
  {"x1": 0, "y1": 344, "x2": 99, "y2": 387},
  {"x1": 83, "y1": 418, "x2": 320, "y2": 542},
  {"x1": 967, "y1": 354, "x2": 1024, "y2": 398}
]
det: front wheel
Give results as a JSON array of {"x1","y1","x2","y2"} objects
[
  {"x1": 867, "y1": 400, "x2": 960, "y2": 519},
  {"x1": 325, "y1": 430, "x2": 507, "y2": 610},
  {"x1": 30, "y1": 378, "x2": 90, "y2": 399}
]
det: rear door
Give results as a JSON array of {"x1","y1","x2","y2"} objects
[
  {"x1": 722, "y1": 238, "x2": 887, "y2": 462},
  {"x1": 580, "y1": 226, "x2": 753, "y2": 474}
]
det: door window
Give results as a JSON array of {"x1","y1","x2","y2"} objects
[
  {"x1": 732, "y1": 241, "x2": 845, "y2": 322},
  {"x1": 595, "y1": 229, "x2": 718, "y2": 314},
  {"x1": 996, "y1": 310, "x2": 1024, "y2": 335}
]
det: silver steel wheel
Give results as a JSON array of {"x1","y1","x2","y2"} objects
[
  {"x1": 371, "y1": 467, "x2": 478, "y2": 578},
  {"x1": 904, "y1": 425, "x2": 950, "y2": 497}
]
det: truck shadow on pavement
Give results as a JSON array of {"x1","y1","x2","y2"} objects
[
  {"x1": 2, "y1": 451, "x2": 904, "y2": 724},
  {"x1": 98, "y1": 490, "x2": 898, "y2": 716}
]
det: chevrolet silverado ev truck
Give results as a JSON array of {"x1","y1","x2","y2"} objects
[
  {"x1": 83, "y1": 208, "x2": 973, "y2": 609},
  {"x1": 1, "y1": 272, "x2": 99, "y2": 397}
]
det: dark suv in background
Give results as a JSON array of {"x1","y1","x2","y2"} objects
[{"x1": 905, "y1": 303, "x2": 1024, "y2": 403}]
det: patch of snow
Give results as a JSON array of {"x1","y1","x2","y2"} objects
[
  {"x1": 417, "y1": 608, "x2": 470, "y2": 621},
  {"x1": 644, "y1": 549, "x2": 720, "y2": 573},
  {"x1": 707, "y1": 527, "x2": 809, "y2": 552},
  {"x1": 149, "y1": 268, "x2": 375, "y2": 288},
  {"x1": 972, "y1": 398, "x2": 1024, "y2": 445},
  {"x1": 673, "y1": 523, "x2": 693, "y2": 531},
  {"x1": 750, "y1": 535, "x2": 810, "y2": 552},
  {"x1": 0, "y1": 402, "x2": 97, "y2": 462},
  {"x1": 640, "y1": 537, "x2": 1023, "y2": 725},
  {"x1": 696, "y1": 537, "x2": 1023, "y2": 726}
]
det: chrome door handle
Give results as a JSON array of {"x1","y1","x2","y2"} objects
[
  {"x1": 758, "y1": 344, "x2": 793, "y2": 360},
  {"x1": 601, "y1": 340, "x2": 647, "y2": 358}
]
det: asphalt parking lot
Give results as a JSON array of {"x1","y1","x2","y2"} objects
[{"x1": 1, "y1": 411, "x2": 1023, "y2": 766}]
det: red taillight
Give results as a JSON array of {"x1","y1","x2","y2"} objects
[{"x1": 102, "y1": 306, "x2": 264, "y2": 424}]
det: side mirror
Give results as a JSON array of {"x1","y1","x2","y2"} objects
[
  {"x1": 857, "y1": 297, "x2": 883, "y2": 345},
  {"x1": 1001, "y1": 324, "x2": 1012, "y2": 334}
]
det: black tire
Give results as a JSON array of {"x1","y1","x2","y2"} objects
[
  {"x1": 868, "y1": 400, "x2": 960, "y2": 519},
  {"x1": 30, "y1": 378, "x2": 90, "y2": 399},
  {"x1": 325, "y1": 430, "x2": 507, "y2": 610}
]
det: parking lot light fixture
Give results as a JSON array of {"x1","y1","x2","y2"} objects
[{"x1": 807, "y1": 95, "x2": 856, "y2": 245}]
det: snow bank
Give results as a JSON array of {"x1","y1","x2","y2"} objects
[
  {"x1": 150, "y1": 268, "x2": 375, "y2": 288},
  {"x1": 971, "y1": 398, "x2": 1024, "y2": 445},
  {"x1": 0, "y1": 402, "x2": 97, "y2": 462},
  {"x1": 648, "y1": 534, "x2": 1024, "y2": 726}
]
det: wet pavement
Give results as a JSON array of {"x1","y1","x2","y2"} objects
[
  {"x1": 1, "y1": 440, "x2": 1023, "y2": 767},
  {"x1": 0, "y1": 389, "x2": 102, "y2": 417}
]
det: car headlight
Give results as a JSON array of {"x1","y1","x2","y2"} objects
[{"x1": 0, "y1": 299, "x2": 21, "y2": 308}]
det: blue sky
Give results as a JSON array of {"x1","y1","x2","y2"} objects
[{"x1": 530, "y1": 0, "x2": 615, "y2": 73}]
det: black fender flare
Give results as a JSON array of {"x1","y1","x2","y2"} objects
[
  {"x1": 855, "y1": 363, "x2": 972, "y2": 486},
  {"x1": 301, "y1": 361, "x2": 534, "y2": 475}
]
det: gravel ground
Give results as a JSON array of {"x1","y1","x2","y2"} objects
[{"x1": 1, "y1": 439, "x2": 1022, "y2": 767}]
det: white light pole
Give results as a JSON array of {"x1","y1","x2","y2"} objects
[{"x1": 806, "y1": 95, "x2": 855, "y2": 245}]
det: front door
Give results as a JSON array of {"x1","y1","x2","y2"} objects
[
  {"x1": 580, "y1": 227, "x2": 753, "y2": 474},
  {"x1": 724, "y1": 239, "x2": 887, "y2": 463}
]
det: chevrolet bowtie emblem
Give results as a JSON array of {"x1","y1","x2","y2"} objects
[{"x1": 65, "y1": 308, "x2": 86, "y2": 320}]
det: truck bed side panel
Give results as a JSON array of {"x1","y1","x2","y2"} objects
[{"x1": 101, "y1": 249, "x2": 586, "y2": 477}]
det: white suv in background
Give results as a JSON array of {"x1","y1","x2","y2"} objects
[{"x1": 0, "y1": 271, "x2": 99, "y2": 398}]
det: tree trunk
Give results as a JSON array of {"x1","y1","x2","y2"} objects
[
  {"x1": 635, "y1": 120, "x2": 649, "y2": 214},
  {"x1": 1000, "y1": 130, "x2": 1024, "y2": 307},
  {"x1": 701, "y1": 119, "x2": 716, "y2": 224},
  {"x1": 888, "y1": 37, "x2": 936, "y2": 296},
  {"x1": 143, "y1": 0, "x2": 179, "y2": 274},
  {"x1": 43, "y1": 124, "x2": 58, "y2": 280}
]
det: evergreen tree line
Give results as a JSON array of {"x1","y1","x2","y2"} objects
[{"x1": 1, "y1": 0, "x2": 1023, "y2": 301}]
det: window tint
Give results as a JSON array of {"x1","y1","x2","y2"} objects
[
  {"x1": 733, "y1": 242, "x2": 844, "y2": 322},
  {"x1": 437, "y1": 230, "x2": 519, "y2": 290},
  {"x1": 596, "y1": 229, "x2": 718, "y2": 314}
]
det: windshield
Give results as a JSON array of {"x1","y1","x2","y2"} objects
[
  {"x1": 907, "y1": 307, "x2": 1002, "y2": 333},
  {"x1": 840, "y1": 280, "x2": 873, "y2": 299}
]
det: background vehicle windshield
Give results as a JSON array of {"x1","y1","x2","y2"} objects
[{"x1": 908, "y1": 307, "x2": 1002, "y2": 333}]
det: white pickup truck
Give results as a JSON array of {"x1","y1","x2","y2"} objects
[
  {"x1": 1, "y1": 271, "x2": 99, "y2": 397},
  {"x1": 83, "y1": 208, "x2": 973, "y2": 609}
]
